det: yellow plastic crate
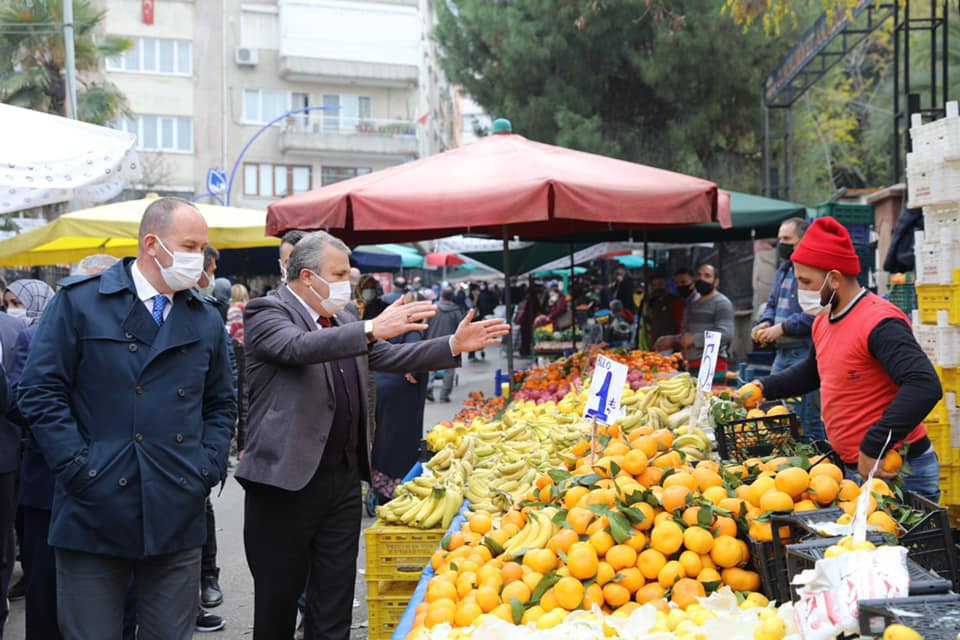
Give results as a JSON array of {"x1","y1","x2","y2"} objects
[
  {"x1": 928, "y1": 422, "x2": 953, "y2": 455},
  {"x1": 940, "y1": 463, "x2": 960, "y2": 506},
  {"x1": 367, "y1": 580, "x2": 417, "y2": 640},
  {"x1": 917, "y1": 284, "x2": 960, "y2": 324},
  {"x1": 364, "y1": 521, "x2": 444, "y2": 581}
]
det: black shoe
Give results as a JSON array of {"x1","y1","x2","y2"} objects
[
  {"x1": 201, "y1": 574, "x2": 223, "y2": 608},
  {"x1": 196, "y1": 608, "x2": 225, "y2": 632},
  {"x1": 426, "y1": 389, "x2": 435, "y2": 402},
  {"x1": 438, "y1": 396, "x2": 451, "y2": 403},
  {"x1": 8, "y1": 575, "x2": 25, "y2": 601}
]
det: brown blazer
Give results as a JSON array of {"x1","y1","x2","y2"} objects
[{"x1": 236, "y1": 285, "x2": 459, "y2": 490}]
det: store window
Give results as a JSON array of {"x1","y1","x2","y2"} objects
[
  {"x1": 243, "y1": 163, "x2": 311, "y2": 197},
  {"x1": 105, "y1": 37, "x2": 192, "y2": 75},
  {"x1": 321, "y1": 167, "x2": 371, "y2": 186}
]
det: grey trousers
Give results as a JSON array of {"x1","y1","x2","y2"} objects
[
  {"x1": 430, "y1": 369, "x2": 456, "y2": 400},
  {"x1": 55, "y1": 546, "x2": 201, "y2": 640}
]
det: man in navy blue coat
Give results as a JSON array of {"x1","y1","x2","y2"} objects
[
  {"x1": 0, "y1": 296, "x2": 24, "y2": 640},
  {"x1": 18, "y1": 198, "x2": 236, "y2": 640}
]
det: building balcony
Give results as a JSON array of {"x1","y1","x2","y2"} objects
[
  {"x1": 279, "y1": 55, "x2": 418, "y2": 89},
  {"x1": 279, "y1": 118, "x2": 418, "y2": 157}
]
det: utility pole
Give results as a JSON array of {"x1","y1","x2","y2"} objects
[{"x1": 63, "y1": 0, "x2": 78, "y2": 119}]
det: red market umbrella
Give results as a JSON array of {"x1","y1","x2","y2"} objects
[
  {"x1": 266, "y1": 130, "x2": 731, "y2": 244},
  {"x1": 425, "y1": 252, "x2": 465, "y2": 267}
]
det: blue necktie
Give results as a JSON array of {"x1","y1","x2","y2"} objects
[{"x1": 152, "y1": 294, "x2": 167, "y2": 327}]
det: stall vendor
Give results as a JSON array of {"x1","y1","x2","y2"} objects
[{"x1": 741, "y1": 217, "x2": 942, "y2": 500}]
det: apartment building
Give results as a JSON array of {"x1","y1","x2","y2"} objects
[{"x1": 98, "y1": 0, "x2": 456, "y2": 208}]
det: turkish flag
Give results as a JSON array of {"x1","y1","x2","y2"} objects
[{"x1": 142, "y1": 0, "x2": 154, "y2": 25}]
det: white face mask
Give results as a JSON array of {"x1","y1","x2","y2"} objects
[
  {"x1": 361, "y1": 289, "x2": 377, "y2": 303},
  {"x1": 798, "y1": 273, "x2": 837, "y2": 315},
  {"x1": 154, "y1": 238, "x2": 204, "y2": 292},
  {"x1": 308, "y1": 271, "x2": 352, "y2": 315},
  {"x1": 7, "y1": 307, "x2": 26, "y2": 321}
]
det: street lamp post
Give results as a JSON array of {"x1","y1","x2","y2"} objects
[{"x1": 224, "y1": 105, "x2": 339, "y2": 206}]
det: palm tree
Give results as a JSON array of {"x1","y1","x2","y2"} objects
[{"x1": 0, "y1": 0, "x2": 131, "y2": 124}]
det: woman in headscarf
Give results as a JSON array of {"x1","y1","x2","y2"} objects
[{"x1": 4, "y1": 279, "x2": 55, "y2": 326}]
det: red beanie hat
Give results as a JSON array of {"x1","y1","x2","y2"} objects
[{"x1": 791, "y1": 216, "x2": 861, "y2": 276}]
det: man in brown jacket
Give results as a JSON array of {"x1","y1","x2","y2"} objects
[{"x1": 237, "y1": 232, "x2": 507, "y2": 640}]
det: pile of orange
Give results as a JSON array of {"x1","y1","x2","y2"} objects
[{"x1": 407, "y1": 421, "x2": 907, "y2": 636}]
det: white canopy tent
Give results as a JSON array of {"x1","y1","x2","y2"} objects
[
  {"x1": 433, "y1": 235, "x2": 533, "y2": 253},
  {"x1": 0, "y1": 104, "x2": 141, "y2": 214},
  {"x1": 519, "y1": 241, "x2": 712, "y2": 276}
]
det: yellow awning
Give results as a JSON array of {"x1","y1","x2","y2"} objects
[{"x1": 0, "y1": 196, "x2": 278, "y2": 267}]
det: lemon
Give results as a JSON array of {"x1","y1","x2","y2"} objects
[
  {"x1": 882, "y1": 624, "x2": 923, "y2": 640},
  {"x1": 754, "y1": 615, "x2": 786, "y2": 640},
  {"x1": 746, "y1": 593, "x2": 770, "y2": 608},
  {"x1": 838, "y1": 535, "x2": 854, "y2": 548},
  {"x1": 535, "y1": 608, "x2": 567, "y2": 630},
  {"x1": 667, "y1": 608, "x2": 687, "y2": 631},
  {"x1": 837, "y1": 513, "x2": 852, "y2": 525},
  {"x1": 824, "y1": 545, "x2": 847, "y2": 558},
  {"x1": 851, "y1": 540, "x2": 876, "y2": 551}
]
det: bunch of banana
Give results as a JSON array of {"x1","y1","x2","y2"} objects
[
  {"x1": 672, "y1": 425, "x2": 714, "y2": 461},
  {"x1": 464, "y1": 458, "x2": 540, "y2": 514},
  {"x1": 499, "y1": 507, "x2": 559, "y2": 558},
  {"x1": 376, "y1": 483, "x2": 464, "y2": 530}
]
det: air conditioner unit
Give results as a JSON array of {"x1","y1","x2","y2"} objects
[{"x1": 235, "y1": 47, "x2": 258, "y2": 66}]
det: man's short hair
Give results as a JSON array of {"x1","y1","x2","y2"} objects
[
  {"x1": 281, "y1": 229, "x2": 306, "y2": 248},
  {"x1": 203, "y1": 245, "x2": 220, "y2": 271},
  {"x1": 285, "y1": 231, "x2": 351, "y2": 282},
  {"x1": 72, "y1": 254, "x2": 118, "y2": 276},
  {"x1": 674, "y1": 268, "x2": 694, "y2": 278},
  {"x1": 139, "y1": 197, "x2": 198, "y2": 240},
  {"x1": 440, "y1": 287, "x2": 455, "y2": 301},
  {"x1": 697, "y1": 263, "x2": 718, "y2": 279},
  {"x1": 783, "y1": 217, "x2": 809, "y2": 238},
  {"x1": 610, "y1": 299, "x2": 623, "y2": 311}
]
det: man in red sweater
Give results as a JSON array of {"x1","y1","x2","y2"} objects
[{"x1": 744, "y1": 217, "x2": 942, "y2": 500}]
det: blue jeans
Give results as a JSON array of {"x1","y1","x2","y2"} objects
[
  {"x1": 842, "y1": 448, "x2": 941, "y2": 503},
  {"x1": 772, "y1": 343, "x2": 825, "y2": 443}
]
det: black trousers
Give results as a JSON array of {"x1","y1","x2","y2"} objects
[
  {"x1": 0, "y1": 471, "x2": 16, "y2": 640},
  {"x1": 243, "y1": 464, "x2": 361, "y2": 640},
  {"x1": 201, "y1": 497, "x2": 218, "y2": 578},
  {"x1": 21, "y1": 507, "x2": 61, "y2": 640}
]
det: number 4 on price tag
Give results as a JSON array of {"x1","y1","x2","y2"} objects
[{"x1": 584, "y1": 355, "x2": 629, "y2": 425}]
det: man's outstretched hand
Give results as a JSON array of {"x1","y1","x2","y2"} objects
[{"x1": 450, "y1": 309, "x2": 510, "y2": 356}]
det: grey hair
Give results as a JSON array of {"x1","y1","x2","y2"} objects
[
  {"x1": 139, "y1": 197, "x2": 199, "y2": 239},
  {"x1": 285, "y1": 231, "x2": 352, "y2": 282},
  {"x1": 72, "y1": 254, "x2": 118, "y2": 276},
  {"x1": 782, "y1": 217, "x2": 809, "y2": 238}
]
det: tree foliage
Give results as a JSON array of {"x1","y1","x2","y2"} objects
[
  {"x1": 0, "y1": 0, "x2": 130, "y2": 124},
  {"x1": 434, "y1": 0, "x2": 802, "y2": 193}
]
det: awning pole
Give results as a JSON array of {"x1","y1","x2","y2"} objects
[
  {"x1": 569, "y1": 241, "x2": 577, "y2": 351},
  {"x1": 502, "y1": 225, "x2": 514, "y2": 383}
]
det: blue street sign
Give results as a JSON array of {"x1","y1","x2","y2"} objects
[{"x1": 207, "y1": 168, "x2": 227, "y2": 195}]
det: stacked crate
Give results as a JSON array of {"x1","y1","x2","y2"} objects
[
  {"x1": 908, "y1": 101, "x2": 960, "y2": 505},
  {"x1": 364, "y1": 522, "x2": 446, "y2": 640},
  {"x1": 815, "y1": 201, "x2": 875, "y2": 290}
]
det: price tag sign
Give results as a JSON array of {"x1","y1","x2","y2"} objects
[
  {"x1": 584, "y1": 355, "x2": 629, "y2": 425},
  {"x1": 696, "y1": 331, "x2": 722, "y2": 393}
]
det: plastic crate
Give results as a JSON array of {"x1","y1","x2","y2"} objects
[
  {"x1": 367, "y1": 580, "x2": 417, "y2": 640},
  {"x1": 911, "y1": 104, "x2": 960, "y2": 162},
  {"x1": 858, "y1": 594, "x2": 960, "y2": 638},
  {"x1": 364, "y1": 522, "x2": 445, "y2": 581},
  {"x1": 816, "y1": 202, "x2": 875, "y2": 226},
  {"x1": 914, "y1": 320, "x2": 940, "y2": 363},
  {"x1": 785, "y1": 535, "x2": 951, "y2": 602},
  {"x1": 916, "y1": 283, "x2": 960, "y2": 324},
  {"x1": 757, "y1": 508, "x2": 848, "y2": 603},
  {"x1": 889, "y1": 282, "x2": 918, "y2": 315},
  {"x1": 855, "y1": 243, "x2": 876, "y2": 270},
  {"x1": 844, "y1": 223, "x2": 872, "y2": 247},
  {"x1": 908, "y1": 156, "x2": 960, "y2": 208},
  {"x1": 715, "y1": 409, "x2": 799, "y2": 462},
  {"x1": 899, "y1": 490, "x2": 960, "y2": 590},
  {"x1": 923, "y1": 204, "x2": 960, "y2": 244},
  {"x1": 914, "y1": 233, "x2": 960, "y2": 286}
]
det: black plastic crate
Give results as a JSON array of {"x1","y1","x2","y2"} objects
[
  {"x1": 747, "y1": 508, "x2": 847, "y2": 604},
  {"x1": 715, "y1": 411, "x2": 799, "y2": 462},
  {"x1": 899, "y1": 490, "x2": 959, "y2": 590},
  {"x1": 817, "y1": 202, "x2": 874, "y2": 226},
  {"x1": 889, "y1": 282, "x2": 918, "y2": 314},
  {"x1": 858, "y1": 594, "x2": 960, "y2": 639},
  {"x1": 786, "y1": 535, "x2": 951, "y2": 603}
]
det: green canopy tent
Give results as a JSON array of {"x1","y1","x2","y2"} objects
[{"x1": 459, "y1": 191, "x2": 805, "y2": 275}]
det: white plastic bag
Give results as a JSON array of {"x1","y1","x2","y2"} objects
[{"x1": 792, "y1": 546, "x2": 909, "y2": 639}]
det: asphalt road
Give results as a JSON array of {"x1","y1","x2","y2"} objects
[{"x1": 5, "y1": 344, "x2": 529, "y2": 640}]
